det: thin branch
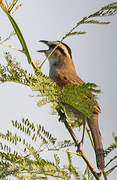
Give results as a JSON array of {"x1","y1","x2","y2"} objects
[
  {"x1": 86, "y1": 126, "x2": 94, "y2": 149},
  {"x1": 0, "y1": 31, "x2": 16, "y2": 43},
  {"x1": 61, "y1": 17, "x2": 87, "y2": 41},
  {"x1": 39, "y1": 42, "x2": 61, "y2": 69},
  {"x1": 0, "y1": 42, "x2": 23, "y2": 53},
  {"x1": 8, "y1": 0, "x2": 18, "y2": 13},
  {"x1": 4, "y1": 0, "x2": 9, "y2": 8},
  {"x1": 58, "y1": 111, "x2": 100, "y2": 180},
  {"x1": 106, "y1": 165, "x2": 117, "y2": 176},
  {"x1": 39, "y1": 148, "x2": 80, "y2": 156},
  {"x1": 12, "y1": 3, "x2": 24, "y2": 14},
  {"x1": 105, "y1": 156, "x2": 117, "y2": 168},
  {"x1": 103, "y1": 171, "x2": 108, "y2": 180}
]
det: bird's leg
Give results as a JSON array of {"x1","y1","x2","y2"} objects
[
  {"x1": 81, "y1": 120, "x2": 86, "y2": 144},
  {"x1": 57, "y1": 108, "x2": 67, "y2": 122},
  {"x1": 77, "y1": 120, "x2": 86, "y2": 152}
]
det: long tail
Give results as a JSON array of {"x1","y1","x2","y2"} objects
[{"x1": 87, "y1": 113, "x2": 105, "y2": 171}]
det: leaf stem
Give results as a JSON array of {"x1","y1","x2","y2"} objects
[
  {"x1": 86, "y1": 126, "x2": 95, "y2": 149},
  {"x1": 0, "y1": 2, "x2": 32, "y2": 65},
  {"x1": 8, "y1": 0, "x2": 18, "y2": 13},
  {"x1": 106, "y1": 165, "x2": 117, "y2": 176},
  {"x1": 59, "y1": 110, "x2": 100, "y2": 180}
]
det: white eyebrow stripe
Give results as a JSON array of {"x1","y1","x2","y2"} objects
[
  {"x1": 60, "y1": 43, "x2": 71, "y2": 58},
  {"x1": 54, "y1": 41, "x2": 71, "y2": 59}
]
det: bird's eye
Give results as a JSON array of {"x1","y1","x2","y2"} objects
[
  {"x1": 50, "y1": 44, "x2": 66, "y2": 57},
  {"x1": 50, "y1": 44, "x2": 56, "y2": 49}
]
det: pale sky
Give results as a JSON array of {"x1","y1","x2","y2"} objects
[{"x1": 0, "y1": 0, "x2": 117, "y2": 179}]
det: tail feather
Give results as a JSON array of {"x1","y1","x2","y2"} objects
[
  {"x1": 87, "y1": 113, "x2": 104, "y2": 171},
  {"x1": 95, "y1": 149, "x2": 104, "y2": 171}
]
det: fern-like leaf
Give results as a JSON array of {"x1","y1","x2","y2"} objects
[{"x1": 104, "y1": 133, "x2": 117, "y2": 157}]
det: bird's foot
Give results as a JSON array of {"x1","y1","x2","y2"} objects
[
  {"x1": 76, "y1": 141, "x2": 83, "y2": 152},
  {"x1": 58, "y1": 110, "x2": 67, "y2": 123},
  {"x1": 59, "y1": 115, "x2": 66, "y2": 122}
]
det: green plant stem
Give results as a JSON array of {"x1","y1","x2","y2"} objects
[
  {"x1": 63, "y1": 118, "x2": 100, "y2": 180},
  {"x1": 86, "y1": 126, "x2": 95, "y2": 149},
  {"x1": 80, "y1": 151, "x2": 101, "y2": 180},
  {"x1": 61, "y1": 17, "x2": 87, "y2": 41},
  {"x1": 39, "y1": 42, "x2": 61, "y2": 69},
  {"x1": 106, "y1": 165, "x2": 117, "y2": 176},
  {"x1": 103, "y1": 172, "x2": 108, "y2": 180},
  {"x1": 8, "y1": 0, "x2": 18, "y2": 12},
  {"x1": 63, "y1": 120, "x2": 79, "y2": 146},
  {"x1": 0, "y1": 2, "x2": 32, "y2": 64},
  {"x1": 105, "y1": 156, "x2": 117, "y2": 168},
  {"x1": 0, "y1": 42, "x2": 23, "y2": 52}
]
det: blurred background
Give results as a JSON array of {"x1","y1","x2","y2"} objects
[{"x1": 0, "y1": 0, "x2": 117, "y2": 179}]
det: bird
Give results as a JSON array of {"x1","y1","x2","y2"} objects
[{"x1": 38, "y1": 40, "x2": 105, "y2": 171}]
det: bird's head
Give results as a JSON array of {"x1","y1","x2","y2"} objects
[{"x1": 38, "y1": 40, "x2": 72, "y2": 66}]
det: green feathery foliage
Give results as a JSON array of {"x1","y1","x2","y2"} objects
[
  {"x1": 62, "y1": 2, "x2": 117, "y2": 40},
  {"x1": 82, "y1": 166, "x2": 93, "y2": 180},
  {"x1": 102, "y1": 133, "x2": 117, "y2": 177},
  {"x1": 61, "y1": 83, "x2": 100, "y2": 119},
  {"x1": 57, "y1": 140, "x2": 74, "y2": 149},
  {"x1": 0, "y1": 52, "x2": 101, "y2": 120},
  {"x1": 104, "y1": 133, "x2": 117, "y2": 157},
  {"x1": 0, "y1": 1, "x2": 117, "y2": 179},
  {"x1": 66, "y1": 152, "x2": 80, "y2": 180},
  {"x1": 0, "y1": 118, "x2": 80, "y2": 179}
]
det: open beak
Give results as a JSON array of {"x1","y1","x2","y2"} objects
[
  {"x1": 39, "y1": 40, "x2": 50, "y2": 45},
  {"x1": 37, "y1": 40, "x2": 50, "y2": 53}
]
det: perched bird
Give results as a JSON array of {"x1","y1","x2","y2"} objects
[{"x1": 38, "y1": 40, "x2": 104, "y2": 171}]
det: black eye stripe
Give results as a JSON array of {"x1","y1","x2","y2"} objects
[
  {"x1": 60, "y1": 42, "x2": 72, "y2": 58},
  {"x1": 50, "y1": 43, "x2": 72, "y2": 58},
  {"x1": 50, "y1": 44, "x2": 66, "y2": 56}
]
